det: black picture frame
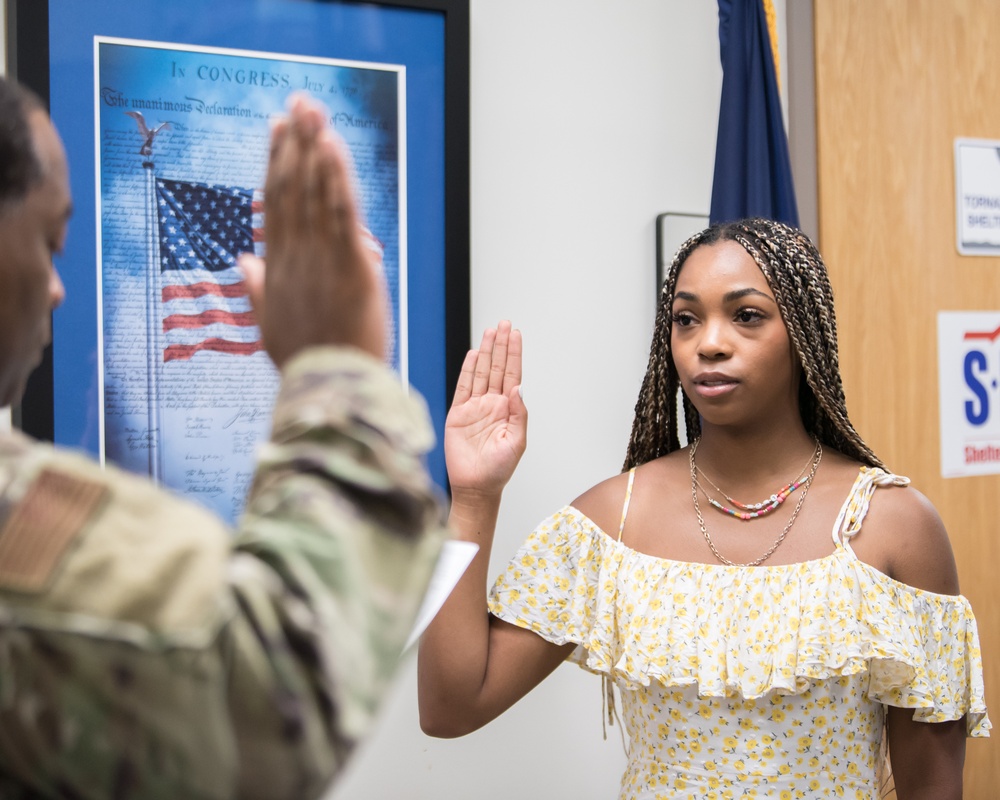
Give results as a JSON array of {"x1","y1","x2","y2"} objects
[
  {"x1": 6, "y1": 0, "x2": 469, "y2": 493},
  {"x1": 655, "y1": 211, "x2": 708, "y2": 299}
]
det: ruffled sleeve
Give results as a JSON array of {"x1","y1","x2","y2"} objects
[
  {"x1": 487, "y1": 506, "x2": 991, "y2": 737},
  {"x1": 859, "y1": 574, "x2": 991, "y2": 736},
  {"x1": 487, "y1": 507, "x2": 615, "y2": 655}
]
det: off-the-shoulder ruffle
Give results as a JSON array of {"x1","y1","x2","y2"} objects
[{"x1": 487, "y1": 506, "x2": 991, "y2": 737}]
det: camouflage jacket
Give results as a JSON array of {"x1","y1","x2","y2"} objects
[{"x1": 0, "y1": 347, "x2": 448, "y2": 799}]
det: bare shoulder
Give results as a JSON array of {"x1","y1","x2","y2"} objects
[
  {"x1": 862, "y1": 477, "x2": 960, "y2": 595},
  {"x1": 570, "y1": 469, "x2": 633, "y2": 539},
  {"x1": 571, "y1": 451, "x2": 687, "y2": 541}
]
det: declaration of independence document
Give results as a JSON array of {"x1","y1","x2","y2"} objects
[{"x1": 97, "y1": 38, "x2": 405, "y2": 522}]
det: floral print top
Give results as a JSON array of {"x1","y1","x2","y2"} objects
[{"x1": 487, "y1": 468, "x2": 990, "y2": 799}]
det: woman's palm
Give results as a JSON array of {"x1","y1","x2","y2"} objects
[{"x1": 445, "y1": 322, "x2": 526, "y2": 496}]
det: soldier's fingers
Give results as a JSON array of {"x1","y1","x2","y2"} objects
[
  {"x1": 318, "y1": 130, "x2": 361, "y2": 250},
  {"x1": 268, "y1": 116, "x2": 289, "y2": 163},
  {"x1": 264, "y1": 114, "x2": 302, "y2": 255},
  {"x1": 299, "y1": 121, "x2": 327, "y2": 236},
  {"x1": 287, "y1": 92, "x2": 323, "y2": 143},
  {"x1": 238, "y1": 253, "x2": 266, "y2": 316},
  {"x1": 288, "y1": 94, "x2": 328, "y2": 231}
]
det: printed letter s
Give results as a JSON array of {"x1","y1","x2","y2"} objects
[{"x1": 964, "y1": 350, "x2": 990, "y2": 425}]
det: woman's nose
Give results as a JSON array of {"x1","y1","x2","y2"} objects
[{"x1": 698, "y1": 319, "x2": 732, "y2": 358}]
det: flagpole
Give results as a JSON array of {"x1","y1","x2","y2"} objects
[{"x1": 144, "y1": 156, "x2": 162, "y2": 482}]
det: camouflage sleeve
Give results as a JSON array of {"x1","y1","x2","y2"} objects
[
  {"x1": 224, "y1": 346, "x2": 449, "y2": 798},
  {"x1": 0, "y1": 347, "x2": 446, "y2": 800}
]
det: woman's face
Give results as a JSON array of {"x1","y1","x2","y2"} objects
[{"x1": 669, "y1": 240, "x2": 802, "y2": 432}]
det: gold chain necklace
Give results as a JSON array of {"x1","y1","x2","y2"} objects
[{"x1": 689, "y1": 438, "x2": 823, "y2": 567}]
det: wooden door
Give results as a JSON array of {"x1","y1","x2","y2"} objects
[{"x1": 814, "y1": 0, "x2": 998, "y2": 793}]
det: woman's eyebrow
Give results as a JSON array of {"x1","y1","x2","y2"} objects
[
  {"x1": 672, "y1": 287, "x2": 775, "y2": 304},
  {"x1": 723, "y1": 287, "x2": 775, "y2": 304}
]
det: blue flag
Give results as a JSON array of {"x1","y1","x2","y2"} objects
[{"x1": 709, "y1": 0, "x2": 799, "y2": 227}]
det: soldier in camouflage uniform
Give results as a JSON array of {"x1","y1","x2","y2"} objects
[{"x1": 0, "y1": 77, "x2": 448, "y2": 798}]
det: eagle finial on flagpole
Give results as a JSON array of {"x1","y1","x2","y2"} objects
[
  {"x1": 126, "y1": 109, "x2": 169, "y2": 481},
  {"x1": 125, "y1": 111, "x2": 171, "y2": 157}
]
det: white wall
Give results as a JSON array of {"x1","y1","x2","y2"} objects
[{"x1": 329, "y1": 2, "x2": 722, "y2": 797}]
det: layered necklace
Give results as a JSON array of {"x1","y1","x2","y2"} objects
[
  {"x1": 689, "y1": 438, "x2": 823, "y2": 567},
  {"x1": 693, "y1": 444, "x2": 817, "y2": 520}
]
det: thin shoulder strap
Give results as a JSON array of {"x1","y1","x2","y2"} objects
[
  {"x1": 606, "y1": 468, "x2": 635, "y2": 755},
  {"x1": 618, "y1": 467, "x2": 636, "y2": 542},
  {"x1": 831, "y1": 466, "x2": 910, "y2": 553}
]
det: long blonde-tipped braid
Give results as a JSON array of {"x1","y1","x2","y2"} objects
[
  {"x1": 624, "y1": 218, "x2": 885, "y2": 472},
  {"x1": 624, "y1": 229, "x2": 707, "y2": 470},
  {"x1": 734, "y1": 225, "x2": 884, "y2": 469}
]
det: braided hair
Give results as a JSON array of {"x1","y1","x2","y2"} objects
[{"x1": 623, "y1": 217, "x2": 884, "y2": 471}]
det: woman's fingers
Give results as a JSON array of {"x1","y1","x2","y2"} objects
[
  {"x1": 452, "y1": 348, "x2": 479, "y2": 407},
  {"x1": 470, "y1": 327, "x2": 497, "y2": 398},
  {"x1": 488, "y1": 321, "x2": 511, "y2": 394},
  {"x1": 454, "y1": 322, "x2": 518, "y2": 405},
  {"x1": 503, "y1": 327, "x2": 522, "y2": 397}
]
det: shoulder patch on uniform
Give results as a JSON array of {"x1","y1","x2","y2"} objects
[{"x1": 0, "y1": 468, "x2": 108, "y2": 593}]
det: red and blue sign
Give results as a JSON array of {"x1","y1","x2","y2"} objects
[{"x1": 939, "y1": 312, "x2": 1000, "y2": 477}]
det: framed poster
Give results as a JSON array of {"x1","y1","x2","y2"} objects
[{"x1": 7, "y1": 0, "x2": 470, "y2": 519}]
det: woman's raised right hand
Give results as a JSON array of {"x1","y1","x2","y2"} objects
[{"x1": 444, "y1": 321, "x2": 527, "y2": 500}]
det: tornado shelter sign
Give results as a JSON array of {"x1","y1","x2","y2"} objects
[{"x1": 955, "y1": 138, "x2": 1000, "y2": 256}]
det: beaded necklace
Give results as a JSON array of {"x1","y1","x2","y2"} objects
[
  {"x1": 689, "y1": 438, "x2": 823, "y2": 567},
  {"x1": 693, "y1": 441, "x2": 820, "y2": 520}
]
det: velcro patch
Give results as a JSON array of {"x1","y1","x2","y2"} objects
[{"x1": 0, "y1": 468, "x2": 108, "y2": 593}]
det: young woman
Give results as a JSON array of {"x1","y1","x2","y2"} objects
[{"x1": 418, "y1": 218, "x2": 989, "y2": 798}]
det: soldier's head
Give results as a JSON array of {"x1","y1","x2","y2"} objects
[{"x1": 0, "y1": 76, "x2": 69, "y2": 407}]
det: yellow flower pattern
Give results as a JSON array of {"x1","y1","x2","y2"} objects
[{"x1": 487, "y1": 468, "x2": 990, "y2": 798}]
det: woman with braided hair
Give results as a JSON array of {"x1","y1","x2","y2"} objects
[{"x1": 419, "y1": 218, "x2": 989, "y2": 798}]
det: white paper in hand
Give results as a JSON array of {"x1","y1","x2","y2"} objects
[{"x1": 404, "y1": 539, "x2": 479, "y2": 652}]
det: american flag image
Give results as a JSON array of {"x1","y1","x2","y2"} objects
[{"x1": 155, "y1": 177, "x2": 265, "y2": 363}]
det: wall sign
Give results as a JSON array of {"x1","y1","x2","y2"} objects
[
  {"x1": 955, "y1": 138, "x2": 1000, "y2": 256},
  {"x1": 938, "y1": 311, "x2": 1000, "y2": 477}
]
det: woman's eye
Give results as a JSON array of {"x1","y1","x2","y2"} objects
[
  {"x1": 735, "y1": 308, "x2": 764, "y2": 324},
  {"x1": 671, "y1": 311, "x2": 694, "y2": 327}
]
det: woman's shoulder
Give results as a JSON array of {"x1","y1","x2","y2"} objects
[
  {"x1": 848, "y1": 462, "x2": 960, "y2": 595},
  {"x1": 569, "y1": 470, "x2": 630, "y2": 539},
  {"x1": 570, "y1": 451, "x2": 688, "y2": 540}
]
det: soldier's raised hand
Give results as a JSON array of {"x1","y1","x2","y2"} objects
[{"x1": 240, "y1": 92, "x2": 387, "y2": 366}]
